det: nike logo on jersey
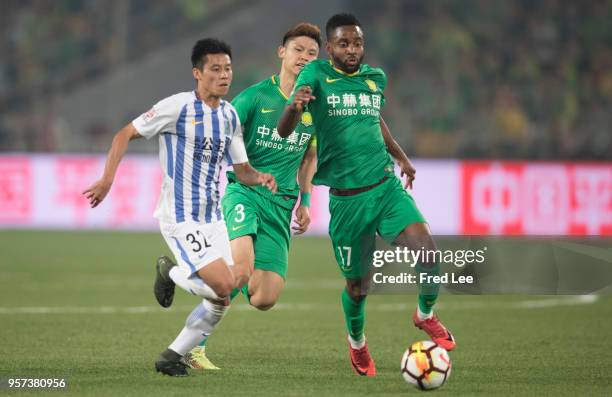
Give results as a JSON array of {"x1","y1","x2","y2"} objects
[
  {"x1": 326, "y1": 77, "x2": 342, "y2": 83},
  {"x1": 192, "y1": 120, "x2": 204, "y2": 125},
  {"x1": 261, "y1": 108, "x2": 276, "y2": 113},
  {"x1": 232, "y1": 224, "x2": 247, "y2": 231}
]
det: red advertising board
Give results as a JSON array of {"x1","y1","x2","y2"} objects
[
  {"x1": 0, "y1": 157, "x2": 32, "y2": 223},
  {"x1": 461, "y1": 162, "x2": 612, "y2": 235},
  {"x1": 0, "y1": 155, "x2": 609, "y2": 235}
]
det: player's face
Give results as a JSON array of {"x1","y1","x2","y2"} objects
[
  {"x1": 278, "y1": 36, "x2": 319, "y2": 76},
  {"x1": 326, "y1": 25, "x2": 364, "y2": 74},
  {"x1": 193, "y1": 53, "x2": 233, "y2": 97}
]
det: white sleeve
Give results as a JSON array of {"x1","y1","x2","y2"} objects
[
  {"x1": 228, "y1": 124, "x2": 249, "y2": 165},
  {"x1": 132, "y1": 95, "x2": 179, "y2": 139}
]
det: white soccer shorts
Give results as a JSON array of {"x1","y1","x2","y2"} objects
[{"x1": 160, "y1": 220, "x2": 234, "y2": 276}]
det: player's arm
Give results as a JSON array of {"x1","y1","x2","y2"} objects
[
  {"x1": 233, "y1": 162, "x2": 277, "y2": 193},
  {"x1": 380, "y1": 117, "x2": 416, "y2": 189},
  {"x1": 298, "y1": 140, "x2": 316, "y2": 196},
  {"x1": 228, "y1": 121, "x2": 277, "y2": 193},
  {"x1": 277, "y1": 86, "x2": 316, "y2": 137},
  {"x1": 293, "y1": 141, "x2": 317, "y2": 235},
  {"x1": 83, "y1": 123, "x2": 142, "y2": 208},
  {"x1": 84, "y1": 95, "x2": 177, "y2": 208}
]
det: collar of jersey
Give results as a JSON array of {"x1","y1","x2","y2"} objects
[
  {"x1": 192, "y1": 90, "x2": 224, "y2": 110},
  {"x1": 328, "y1": 60, "x2": 361, "y2": 77},
  {"x1": 270, "y1": 75, "x2": 289, "y2": 100}
]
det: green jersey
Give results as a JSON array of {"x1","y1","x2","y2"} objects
[
  {"x1": 230, "y1": 75, "x2": 315, "y2": 209},
  {"x1": 292, "y1": 59, "x2": 394, "y2": 189}
]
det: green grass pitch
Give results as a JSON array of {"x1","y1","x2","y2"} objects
[{"x1": 1, "y1": 231, "x2": 611, "y2": 396}]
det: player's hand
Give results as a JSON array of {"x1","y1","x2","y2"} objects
[
  {"x1": 82, "y1": 179, "x2": 112, "y2": 208},
  {"x1": 292, "y1": 205, "x2": 311, "y2": 235},
  {"x1": 398, "y1": 158, "x2": 416, "y2": 189},
  {"x1": 290, "y1": 86, "x2": 316, "y2": 111},
  {"x1": 258, "y1": 173, "x2": 277, "y2": 193}
]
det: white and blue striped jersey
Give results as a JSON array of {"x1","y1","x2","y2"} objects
[{"x1": 132, "y1": 91, "x2": 248, "y2": 224}]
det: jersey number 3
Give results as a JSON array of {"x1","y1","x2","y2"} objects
[{"x1": 234, "y1": 204, "x2": 245, "y2": 223}]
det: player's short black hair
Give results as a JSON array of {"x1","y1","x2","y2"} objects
[
  {"x1": 191, "y1": 38, "x2": 232, "y2": 69},
  {"x1": 282, "y1": 22, "x2": 322, "y2": 48},
  {"x1": 325, "y1": 13, "x2": 362, "y2": 40}
]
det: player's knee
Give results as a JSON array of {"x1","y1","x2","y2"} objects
[
  {"x1": 250, "y1": 294, "x2": 277, "y2": 311},
  {"x1": 348, "y1": 290, "x2": 366, "y2": 303},
  {"x1": 346, "y1": 281, "x2": 367, "y2": 302},
  {"x1": 233, "y1": 263, "x2": 253, "y2": 289},
  {"x1": 253, "y1": 302, "x2": 275, "y2": 311},
  {"x1": 419, "y1": 259, "x2": 437, "y2": 269},
  {"x1": 212, "y1": 279, "x2": 234, "y2": 299},
  {"x1": 214, "y1": 285, "x2": 232, "y2": 299},
  {"x1": 398, "y1": 223, "x2": 436, "y2": 251}
]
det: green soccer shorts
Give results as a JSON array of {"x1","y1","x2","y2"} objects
[
  {"x1": 222, "y1": 182, "x2": 293, "y2": 279},
  {"x1": 328, "y1": 175, "x2": 426, "y2": 279}
]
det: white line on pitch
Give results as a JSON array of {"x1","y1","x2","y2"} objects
[
  {"x1": 0, "y1": 295, "x2": 599, "y2": 315},
  {"x1": 511, "y1": 294, "x2": 599, "y2": 309}
]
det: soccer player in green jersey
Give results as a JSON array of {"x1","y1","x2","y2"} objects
[
  {"x1": 173, "y1": 23, "x2": 320, "y2": 370},
  {"x1": 224, "y1": 22, "x2": 319, "y2": 306},
  {"x1": 278, "y1": 14, "x2": 455, "y2": 377}
]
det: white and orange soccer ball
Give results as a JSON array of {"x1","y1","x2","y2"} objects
[{"x1": 401, "y1": 341, "x2": 452, "y2": 390}]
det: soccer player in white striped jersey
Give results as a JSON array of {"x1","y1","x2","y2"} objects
[{"x1": 83, "y1": 38, "x2": 277, "y2": 377}]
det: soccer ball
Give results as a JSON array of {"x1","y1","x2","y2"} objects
[{"x1": 400, "y1": 341, "x2": 451, "y2": 390}]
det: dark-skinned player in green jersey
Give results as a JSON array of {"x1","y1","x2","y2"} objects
[
  {"x1": 154, "y1": 23, "x2": 321, "y2": 370},
  {"x1": 277, "y1": 13, "x2": 455, "y2": 377}
]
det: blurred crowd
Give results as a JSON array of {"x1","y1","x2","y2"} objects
[
  {"x1": 358, "y1": 0, "x2": 612, "y2": 159},
  {"x1": 0, "y1": 0, "x2": 235, "y2": 152},
  {"x1": 1, "y1": 0, "x2": 611, "y2": 159},
  {"x1": 0, "y1": 0, "x2": 223, "y2": 102}
]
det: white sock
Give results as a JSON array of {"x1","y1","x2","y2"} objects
[
  {"x1": 169, "y1": 266, "x2": 221, "y2": 300},
  {"x1": 348, "y1": 334, "x2": 366, "y2": 349},
  {"x1": 168, "y1": 299, "x2": 229, "y2": 355},
  {"x1": 417, "y1": 306, "x2": 433, "y2": 320}
]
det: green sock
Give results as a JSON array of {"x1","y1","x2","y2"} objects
[
  {"x1": 241, "y1": 284, "x2": 251, "y2": 304},
  {"x1": 418, "y1": 294, "x2": 438, "y2": 314},
  {"x1": 341, "y1": 288, "x2": 366, "y2": 341},
  {"x1": 416, "y1": 262, "x2": 440, "y2": 314},
  {"x1": 229, "y1": 287, "x2": 241, "y2": 301}
]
